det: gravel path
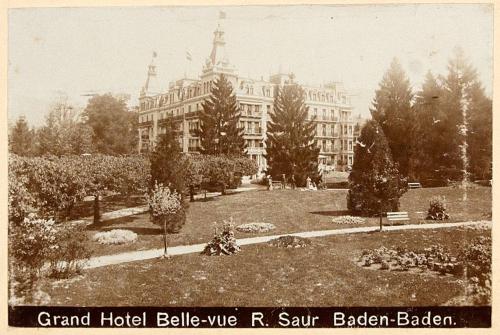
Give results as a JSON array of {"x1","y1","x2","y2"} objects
[{"x1": 83, "y1": 220, "x2": 490, "y2": 269}]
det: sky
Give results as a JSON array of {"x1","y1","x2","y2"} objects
[{"x1": 8, "y1": 4, "x2": 493, "y2": 126}]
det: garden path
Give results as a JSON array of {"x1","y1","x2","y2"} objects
[
  {"x1": 83, "y1": 220, "x2": 490, "y2": 269},
  {"x1": 70, "y1": 186, "x2": 261, "y2": 226}
]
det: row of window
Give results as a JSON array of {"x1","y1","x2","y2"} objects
[
  {"x1": 309, "y1": 108, "x2": 352, "y2": 121},
  {"x1": 305, "y1": 90, "x2": 349, "y2": 105},
  {"x1": 317, "y1": 139, "x2": 354, "y2": 152},
  {"x1": 315, "y1": 123, "x2": 353, "y2": 136}
]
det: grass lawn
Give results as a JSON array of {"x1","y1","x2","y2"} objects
[
  {"x1": 42, "y1": 226, "x2": 490, "y2": 306},
  {"x1": 85, "y1": 186, "x2": 491, "y2": 257}
]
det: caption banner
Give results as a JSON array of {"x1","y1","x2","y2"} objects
[{"x1": 9, "y1": 306, "x2": 491, "y2": 328}]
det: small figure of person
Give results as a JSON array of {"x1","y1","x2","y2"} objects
[
  {"x1": 291, "y1": 174, "x2": 296, "y2": 190},
  {"x1": 267, "y1": 175, "x2": 273, "y2": 191},
  {"x1": 306, "y1": 176, "x2": 311, "y2": 189}
]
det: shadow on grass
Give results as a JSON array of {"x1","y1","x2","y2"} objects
[
  {"x1": 86, "y1": 215, "x2": 143, "y2": 230},
  {"x1": 310, "y1": 210, "x2": 350, "y2": 217}
]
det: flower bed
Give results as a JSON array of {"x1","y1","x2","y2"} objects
[
  {"x1": 357, "y1": 237, "x2": 492, "y2": 304},
  {"x1": 92, "y1": 229, "x2": 138, "y2": 245},
  {"x1": 331, "y1": 215, "x2": 365, "y2": 225},
  {"x1": 236, "y1": 222, "x2": 276, "y2": 233},
  {"x1": 268, "y1": 235, "x2": 312, "y2": 248}
]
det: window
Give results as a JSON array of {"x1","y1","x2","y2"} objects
[
  {"x1": 349, "y1": 141, "x2": 353, "y2": 151},
  {"x1": 322, "y1": 109, "x2": 326, "y2": 120},
  {"x1": 322, "y1": 124, "x2": 326, "y2": 136}
]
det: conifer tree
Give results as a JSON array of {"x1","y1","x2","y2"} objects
[
  {"x1": 347, "y1": 120, "x2": 407, "y2": 216},
  {"x1": 439, "y1": 47, "x2": 492, "y2": 181},
  {"x1": 9, "y1": 116, "x2": 35, "y2": 156},
  {"x1": 149, "y1": 119, "x2": 188, "y2": 232},
  {"x1": 196, "y1": 74, "x2": 245, "y2": 156},
  {"x1": 265, "y1": 79, "x2": 320, "y2": 186},
  {"x1": 413, "y1": 71, "x2": 447, "y2": 180},
  {"x1": 370, "y1": 58, "x2": 416, "y2": 178}
]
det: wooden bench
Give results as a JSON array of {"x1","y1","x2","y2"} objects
[
  {"x1": 271, "y1": 181, "x2": 283, "y2": 189},
  {"x1": 408, "y1": 182, "x2": 422, "y2": 189},
  {"x1": 387, "y1": 211, "x2": 410, "y2": 225}
]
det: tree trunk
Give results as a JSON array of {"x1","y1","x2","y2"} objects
[
  {"x1": 189, "y1": 185, "x2": 195, "y2": 202},
  {"x1": 163, "y1": 218, "x2": 168, "y2": 256},
  {"x1": 93, "y1": 194, "x2": 101, "y2": 224}
]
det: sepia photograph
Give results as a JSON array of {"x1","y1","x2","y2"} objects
[{"x1": 5, "y1": 2, "x2": 494, "y2": 329}]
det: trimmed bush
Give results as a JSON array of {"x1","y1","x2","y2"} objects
[
  {"x1": 92, "y1": 229, "x2": 138, "y2": 245},
  {"x1": 347, "y1": 120, "x2": 407, "y2": 216},
  {"x1": 236, "y1": 222, "x2": 276, "y2": 233},
  {"x1": 202, "y1": 218, "x2": 240, "y2": 256},
  {"x1": 426, "y1": 196, "x2": 450, "y2": 220},
  {"x1": 331, "y1": 216, "x2": 365, "y2": 225}
]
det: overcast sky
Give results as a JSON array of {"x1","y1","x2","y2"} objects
[{"x1": 8, "y1": 4, "x2": 493, "y2": 126}]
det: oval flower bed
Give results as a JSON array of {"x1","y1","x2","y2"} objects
[
  {"x1": 236, "y1": 222, "x2": 276, "y2": 233},
  {"x1": 92, "y1": 229, "x2": 138, "y2": 245},
  {"x1": 332, "y1": 215, "x2": 365, "y2": 225}
]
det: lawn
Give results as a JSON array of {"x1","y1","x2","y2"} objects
[
  {"x1": 42, "y1": 226, "x2": 490, "y2": 306},
  {"x1": 85, "y1": 186, "x2": 491, "y2": 257}
]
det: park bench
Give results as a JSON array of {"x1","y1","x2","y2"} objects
[
  {"x1": 271, "y1": 181, "x2": 283, "y2": 189},
  {"x1": 387, "y1": 211, "x2": 410, "y2": 225},
  {"x1": 408, "y1": 182, "x2": 422, "y2": 189}
]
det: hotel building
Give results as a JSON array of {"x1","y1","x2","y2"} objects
[{"x1": 137, "y1": 18, "x2": 355, "y2": 174}]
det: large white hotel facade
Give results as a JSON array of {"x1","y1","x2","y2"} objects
[{"x1": 137, "y1": 17, "x2": 356, "y2": 174}]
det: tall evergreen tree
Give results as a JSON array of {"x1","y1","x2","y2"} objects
[
  {"x1": 196, "y1": 74, "x2": 245, "y2": 156},
  {"x1": 370, "y1": 58, "x2": 416, "y2": 178},
  {"x1": 9, "y1": 116, "x2": 35, "y2": 156},
  {"x1": 347, "y1": 120, "x2": 407, "y2": 216},
  {"x1": 467, "y1": 82, "x2": 492, "y2": 180},
  {"x1": 413, "y1": 71, "x2": 447, "y2": 180},
  {"x1": 265, "y1": 79, "x2": 320, "y2": 186},
  {"x1": 149, "y1": 119, "x2": 188, "y2": 233},
  {"x1": 439, "y1": 47, "x2": 491, "y2": 181}
]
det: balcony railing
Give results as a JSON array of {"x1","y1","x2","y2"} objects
[{"x1": 245, "y1": 130, "x2": 262, "y2": 136}]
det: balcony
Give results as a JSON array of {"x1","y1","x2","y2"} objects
[{"x1": 139, "y1": 120, "x2": 153, "y2": 126}]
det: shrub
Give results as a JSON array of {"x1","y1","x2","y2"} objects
[
  {"x1": 331, "y1": 216, "x2": 365, "y2": 225},
  {"x1": 459, "y1": 236, "x2": 491, "y2": 304},
  {"x1": 8, "y1": 214, "x2": 92, "y2": 301},
  {"x1": 426, "y1": 196, "x2": 450, "y2": 220},
  {"x1": 236, "y1": 222, "x2": 276, "y2": 233},
  {"x1": 92, "y1": 229, "x2": 138, "y2": 245},
  {"x1": 268, "y1": 235, "x2": 312, "y2": 248},
  {"x1": 47, "y1": 223, "x2": 92, "y2": 279},
  {"x1": 202, "y1": 218, "x2": 240, "y2": 256}
]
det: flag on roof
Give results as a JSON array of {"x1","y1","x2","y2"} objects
[
  {"x1": 186, "y1": 50, "x2": 192, "y2": 61},
  {"x1": 219, "y1": 11, "x2": 226, "y2": 19},
  {"x1": 152, "y1": 51, "x2": 157, "y2": 58}
]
